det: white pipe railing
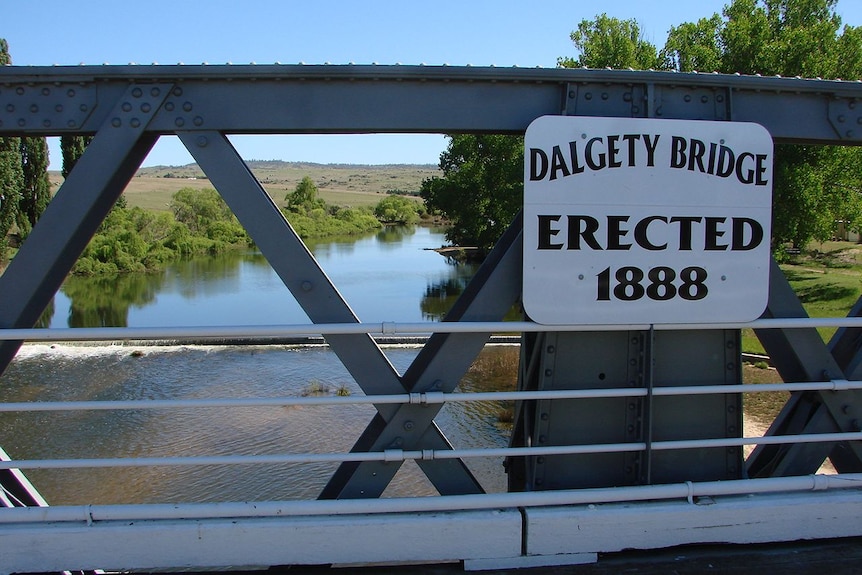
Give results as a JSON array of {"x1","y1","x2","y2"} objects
[
  {"x1": 0, "y1": 379, "x2": 860, "y2": 413},
  {"x1": 1, "y1": 432, "x2": 860, "y2": 471},
  {"x1": 0, "y1": 315, "x2": 861, "y2": 341},
  {"x1": 0, "y1": 473, "x2": 860, "y2": 524}
]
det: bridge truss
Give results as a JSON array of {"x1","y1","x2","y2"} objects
[{"x1": 0, "y1": 64, "x2": 861, "y2": 571}]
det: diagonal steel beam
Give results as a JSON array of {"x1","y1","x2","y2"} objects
[
  {"x1": 0, "y1": 84, "x2": 173, "y2": 376},
  {"x1": 320, "y1": 214, "x2": 523, "y2": 499},
  {"x1": 177, "y1": 132, "x2": 483, "y2": 494},
  {"x1": 748, "y1": 259, "x2": 862, "y2": 476}
]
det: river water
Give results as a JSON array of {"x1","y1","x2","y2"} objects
[{"x1": 1, "y1": 226, "x2": 519, "y2": 505}]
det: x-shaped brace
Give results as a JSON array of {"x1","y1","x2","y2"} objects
[
  {"x1": 179, "y1": 132, "x2": 523, "y2": 498},
  {"x1": 748, "y1": 259, "x2": 862, "y2": 476}
]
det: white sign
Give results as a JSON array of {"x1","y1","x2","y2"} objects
[{"x1": 523, "y1": 116, "x2": 773, "y2": 325}]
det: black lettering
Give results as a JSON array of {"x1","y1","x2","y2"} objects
[
  {"x1": 608, "y1": 135, "x2": 622, "y2": 168},
  {"x1": 716, "y1": 145, "x2": 735, "y2": 177},
  {"x1": 530, "y1": 148, "x2": 548, "y2": 181},
  {"x1": 688, "y1": 138, "x2": 707, "y2": 173},
  {"x1": 706, "y1": 142, "x2": 718, "y2": 175},
  {"x1": 755, "y1": 154, "x2": 769, "y2": 186},
  {"x1": 735, "y1": 152, "x2": 756, "y2": 184},
  {"x1": 705, "y1": 217, "x2": 728, "y2": 250},
  {"x1": 732, "y1": 217, "x2": 764, "y2": 250},
  {"x1": 634, "y1": 216, "x2": 668, "y2": 250},
  {"x1": 670, "y1": 136, "x2": 687, "y2": 169},
  {"x1": 568, "y1": 141, "x2": 585, "y2": 174},
  {"x1": 567, "y1": 215, "x2": 602, "y2": 250},
  {"x1": 537, "y1": 215, "x2": 563, "y2": 249},
  {"x1": 669, "y1": 216, "x2": 702, "y2": 250},
  {"x1": 549, "y1": 145, "x2": 570, "y2": 181},
  {"x1": 585, "y1": 137, "x2": 607, "y2": 170},
  {"x1": 622, "y1": 134, "x2": 640, "y2": 166},
  {"x1": 643, "y1": 134, "x2": 660, "y2": 167},
  {"x1": 607, "y1": 215, "x2": 632, "y2": 250}
]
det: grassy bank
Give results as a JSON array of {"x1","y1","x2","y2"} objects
[{"x1": 742, "y1": 241, "x2": 862, "y2": 354}]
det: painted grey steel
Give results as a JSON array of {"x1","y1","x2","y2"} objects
[{"x1": 1, "y1": 65, "x2": 862, "y2": 498}]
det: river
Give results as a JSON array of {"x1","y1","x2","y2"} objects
[{"x1": 1, "y1": 226, "x2": 519, "y2": 505}]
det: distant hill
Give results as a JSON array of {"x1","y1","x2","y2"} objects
[{"x1": 123, "y1": 161, "x2": 440, "y2": 211}]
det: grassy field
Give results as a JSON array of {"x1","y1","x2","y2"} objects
[
  {"x1": 119, "y1": 161, "x2": 438, "y2": 211},
  {"x1": 49, "y1": 161, "x2": 439, "y2": 212},
  {"x1": 742, "y1": 241, "x2": 862, "y2": 354}
]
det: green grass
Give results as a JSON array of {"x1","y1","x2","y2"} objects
[{"x1": 742, "y1": 242, "x2": 862, "y2": 355}]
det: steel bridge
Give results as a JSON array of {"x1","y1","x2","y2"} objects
[{"x1": 0, "y1": 64, "x2": 861, "y2": 572}]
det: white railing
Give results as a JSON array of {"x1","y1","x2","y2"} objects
[{"x1": 1, "y1": 318, "x2": 861, "y2": 572}]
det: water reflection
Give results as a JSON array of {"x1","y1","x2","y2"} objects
[{"x1": 40, "y1": 226, "x2": 473, "y2": 328}]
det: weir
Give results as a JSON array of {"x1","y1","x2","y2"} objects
[{"x1": 0, "y1": 64, "x2": 861, "y2": 572}]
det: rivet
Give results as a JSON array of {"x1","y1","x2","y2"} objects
[
  {"x1": 838, "y1": 114, "x2": 846, "y2": 123},
  {"x1": 847, "y1": 130, "x2": 855, "y2": 138},
  {"x1": 16, "y1": 87, "x2": 24, "y2": 95},
  {"x1": 601, "y1": 92, "x2": 608, "y2": 100},
  {"x1": 716, "y1": 94, "x2": 724, "y2": 102},
  {"x1": 67, "y1": 120, "x2": 77, "y2": 128},
  {"x1": 41, "y1": 87, "x2": 50, "y2": 96},
  {"x1": 727, "y1": 362, "x2": 734, "y2": 370},
  {"x1": 701, "y1": 95, "x2": 709, "y2": 103},
  {"x1": 122, "y1": 102, "x2": 132, "y2": 112},
  {"x1": 684, "y1": 95, "x2": 691, "y2": 102},
  {"x1": 568, "y1": 90, "x2": 576, "y2": 99},
  {"x1": 130, "y1": 118, "x2": 141, "y2": 128},
  {"x1": 29, "y1": 104, "x2": 38, "y2": 113},
  {"x1": 43, "y1": 119, "x2": 51, "y2": 127},
  {"x1": 112, "y1": 118, "x2": 122, "y2": 127},
  {"x1": 193, "y1": 116, "x2": 204, "y2": 126},
  {"x1": 628, "y1": 403, "x2": 635, "y2": 410},
  {"x1": 403, "y1": 421, "x2": 414, "y2": 431},
  {"x1": 537, "y1": 456, "x2": 545, "y2": 464},
  {"x1": 150, "y1": 87, "x2": 161, "y2": 97},
  {"x1": 67, "y1": 89, "x2": 76, "y2": 97},
  {"x1": 183, "y1": 102, "x2": 193, "y2": 112},
  {"x1": 538, "y1": 435, "x2": 546, "y2": 443},
  {"x1": 623, "y1": 93, "x2": 632, "y2": 102},
  {"x1": 584, "y1": 92, "x2": 593, "y2": 100},
  {"x1": 540, "y1": 413, "x2": 549, "y2": 421},
  {"x1": 141, "y1": 103, "x2": 151, "y2": 113},
  {"x1": 175, "y1": 118, "x2": 185, "y2": 127},
  {"x1": 535, "y1": 478, "x2": 544, "y2": 486},
  {"x1": 632, "y1": 106, "x2": 640, "y2": 114},
  {"x1": 546, "y1": 345, "x2": 555, "y2": 354},
  {"x1": 630, "y1": 359, "x2": 637, "y2": 366},
  {"x1": 173, "y1": 87, "x2": 183, "y2": 96},
  {"x1": 165, "y1": 102, "x2": 175, "y2": 111},
  {"x1": 17, "y1": 118, "x2": 26, "y2": 127},
  {"x1": 6, "y1": 104, "x2": 14, "y2": 113},
  {"x1": 857, "y1": 117, "x2": 862, "y2": 125},
  {"x1": 544, "y1": 369, "x2": 553, "y2": 377},
  {"x1": 55, "y1": 104, "x2": 64, "y2": 113},
  {"x1": 132, "y1": 87, "x2": 143, "y2": 98},
  {"x1": 80, "y1": 104, "x2": 88, "y2": 112},
  {"x1": 300, "y1": 280, "x2": 313, "y2": 291},
  {"x1": 656, "y1": 107, "x2": 663, "y2": 116},
  {"x1": 627, "y1": 424, "x2": 635, "y2": 432},
  {"x1": 842, "y1": 405, "x2": 851, "y2": 415},
  {"x1": 850, "y1": 101, "x2": 857, "y2": 109}
]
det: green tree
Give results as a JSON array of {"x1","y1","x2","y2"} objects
[
  {"x1": 420, "y1": 134, "x2": 524, "y2": 252},
  {"x1": 285, "y1": 176, "x2": 325, "y2": 213},
  {"x1": 665, "y1": 0, "x2": 862, "y2": 250},
  {"x1": 0, "y1": 38, "x2": 22, "y2": 262},
  {"x1": 18, "y1": 136, "x2": 52, "y2": 237},
  {"x1": 60, "y1": 135, "x2": 92, "y2": 179},
  {"x1": 373, "y1": 195, "x2": 421, "y2": 224},
  {"x1": 558, "y1": 14, "x2": 670, "y2": 70}
]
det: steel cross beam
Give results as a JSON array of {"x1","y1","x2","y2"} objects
[
  {"x1": 748, "y1": 260, "x2": 862, "y2": 476},
  {"x1": 178, "y1": 131, "x2": 486, "y2": 495}
]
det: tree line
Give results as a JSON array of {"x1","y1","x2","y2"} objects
[{"x1": 422, "y1": 0, "x2": 862, "y2": 259}]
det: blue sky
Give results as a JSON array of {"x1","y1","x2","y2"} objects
[{"x1": 4, "y1": 0, "x2": 862, "y2": 169}]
